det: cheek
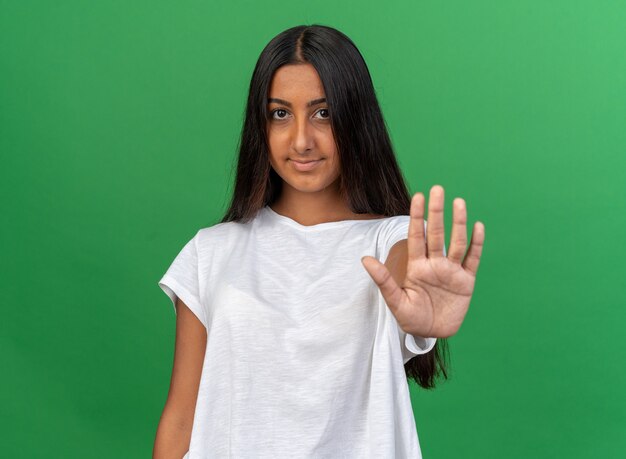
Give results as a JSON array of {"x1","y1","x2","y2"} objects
[
  {"x1": 321, "y1": 135, "x2": 339, "y2": 171},
  {"x1": 267, "y1": 129, "x2": 288, "y2": 154},
  {"x1": 327, "y1": 153, "x2": 341, "y2": 177},
  {"x1": 322, "y1": 141, "x2": 336, "y2": 155}
]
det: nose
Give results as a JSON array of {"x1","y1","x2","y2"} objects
[{"x1": 291, "y1": 114, "x2": 314, "y2": 155}]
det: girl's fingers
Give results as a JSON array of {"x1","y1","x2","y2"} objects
[
  {"x1": 462, "y1": 222, "x2": 485, "y2": 276},
  {"x1": 407, "y1": 192, "x2": 426, "y2": 261},
  {"x1": 426, "y1": 185, "x2": 446, "y2": 258},
  {"x1": 447, "y1": 198, "x2": 468, "y2": 264}
]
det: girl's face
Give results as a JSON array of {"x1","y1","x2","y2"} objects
[{"x1": 266, "y1": 63, "x2": 341, "y2": 195}]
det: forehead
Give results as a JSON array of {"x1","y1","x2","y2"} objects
[{"x1": 268, "y1": 63, "x2": 326, "y2": 99}]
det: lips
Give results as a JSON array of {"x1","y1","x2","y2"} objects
[{"x1": 289, "y1": 158, "x2": 324, "y2": 172}]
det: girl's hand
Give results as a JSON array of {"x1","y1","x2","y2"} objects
[{"x1": 361, "y1": 185, "x2": 485, "y2": 338}]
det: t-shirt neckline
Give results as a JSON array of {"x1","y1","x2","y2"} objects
[{"x1": 263, "y1": 205, "x2": 388, "y2": 231}]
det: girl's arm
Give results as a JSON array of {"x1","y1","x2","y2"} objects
[{"x1": 153, "y1": 298, "x2": 207, "y2": 459}]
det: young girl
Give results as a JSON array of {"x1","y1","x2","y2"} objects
[{"x1": 153, "y1": 24, "x2": 485, "y2": 458}]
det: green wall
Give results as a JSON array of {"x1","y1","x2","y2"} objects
[{"x1": 1, "y1": 1, "x2": 624, "y2": 457}]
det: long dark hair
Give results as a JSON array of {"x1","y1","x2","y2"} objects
[{"x1": 221, "y1": 24, "x2": 449, "y2": 389}]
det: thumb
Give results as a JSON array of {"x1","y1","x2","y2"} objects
[{"x1": 361, "y1": 256, "x2": 405, "y2": 317}]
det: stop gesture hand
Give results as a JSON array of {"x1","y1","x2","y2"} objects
[{"x1": 361, "y1": 185, "x2": 485, "y2": 338}]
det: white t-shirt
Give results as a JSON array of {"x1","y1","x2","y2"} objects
[{"x1": 158, "y1": 205, "x2": 437, "y2": 458}]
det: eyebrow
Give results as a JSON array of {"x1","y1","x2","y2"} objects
[{"x1": 267, "y1": 97, "x2": 327, "y2": 108}]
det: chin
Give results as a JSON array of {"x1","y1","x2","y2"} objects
[{"x1": 283, "y1": 175, "x2": 340, "y2": 194}]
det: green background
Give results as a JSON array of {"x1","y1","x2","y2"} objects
[{"x1": 1, "y1": 1, "x2": 624, "y2": 457}]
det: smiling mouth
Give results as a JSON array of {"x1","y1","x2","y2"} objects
[{"x1": 289, "y1": 158, "x2": 324, "y2": 171}]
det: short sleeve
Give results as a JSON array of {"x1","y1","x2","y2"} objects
[
  {"x1": 157, "y1": 230, "x2": 207, "y2": 328},
  {"x1": 381, "y1": 217, "x2": 443, "y2": 362},
  {"x1": 399, "y1": 328, "x2": 437, "y2": 364}
]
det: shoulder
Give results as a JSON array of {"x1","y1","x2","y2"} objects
[
  {"x1": 377, "y1": 214, "x2": 411, "y2": 238},
  {"x1": 195, "y1": 220, "x2": 248, "y2": 248},
  {"x1": 378, "y1": 214, "x2": 428, "y2": 234}
]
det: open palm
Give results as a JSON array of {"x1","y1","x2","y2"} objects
[{"x1": 361, "y1": 185, "x2": 485, "y2": 338}]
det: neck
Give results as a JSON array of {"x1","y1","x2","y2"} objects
[{"x1": 270, "y1": 179, "x2": 359, "y2": 226}]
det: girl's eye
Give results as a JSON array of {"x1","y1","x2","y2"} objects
[
  {"x1": 315, "y1": 108, "x2": 330, "y2": 119},
  {"x1": 271, "y1": 109, "x2": 289, "y2": 120}
]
